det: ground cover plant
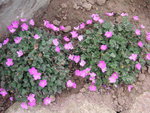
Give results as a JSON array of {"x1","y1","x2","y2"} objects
[
  {"x1": 0, "y1": 13, "x2": 150, "y2": 109},
  {"x1": 0, "y1": 19, "x2": 70, "y2": 108},
  {"x1": 69, "y1": 14, "x2": 150, "y2": 90}
]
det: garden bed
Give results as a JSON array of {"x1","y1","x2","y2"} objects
[{"x1": 0, "y1": 0, "x2": 150, "y2": 113}]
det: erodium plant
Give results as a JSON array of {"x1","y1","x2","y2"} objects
[
  {"x1": 66, "y1": 13, "x2": 150, "y2": 91},
  {"x1": 0, "y1": 19, "x2": 70, "y2": 107},
  {"x1": 0, "y1": 13, "x2": 150, "y2": 109}
]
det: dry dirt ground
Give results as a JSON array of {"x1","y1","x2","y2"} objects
[{"x1": 4, "y1": 0, "x2": 150, "y2": 113}]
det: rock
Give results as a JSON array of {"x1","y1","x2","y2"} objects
[
  {"x1": 130, "y1": 7, "x2": 136, "y2": 12},
  {"x1": 53, "y1": 20, "x2": 61, "y2": 26},
  {"x1": 80, "y1": 88, "x2": 86, "y2": 93},
  {"x1": 96, "y1": 0, "x2": 106, "y2": 6},
  {"x1": 138, "y1": 74, "x2": 146, "y2": 81},
  {"x1": 73, "y1": 3, "x2": 80, "y2": 9},
  {"x1": 0, "y1": 0, "x2": 51, "y2": 36},
  {"x1": 61, "y1": 3, "x2": 67, "y2": 8},
  {"x1": 82, "y1": 2, "x2": 92, "y2": 10},
  {"x1": 6, "y1": 92, "x2": 116, "y2": 113},
  {"x1": 50, "y1": 95, "x2": 56, "y2": 102},
  {"x1": 126, "y1": 92, "x2": 150, "y2": 113},
  {"x1": 87, "y1": 0, "x2": 95, "y2": 5},
  {"x1": 63, "y1": 26, "x2": 71, "y2": 32},
  {"x1": 142, "y1": 66, "x2": 147, "y2": 73},
  {"x1": 63, "y1": 16, "x2": 67, "y2": 20},
  {"x1": 118, "y1": 98, "x2": 125, "y2": 105},
  {"x1": 148, "y1": 66, "x2": 150, "y2": 74}
]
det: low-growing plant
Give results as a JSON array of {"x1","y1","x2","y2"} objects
[
  {"x1": 0, "y1": 13, "x2": 150, "y2": 109},
  {"x1": 0, "y1": 25, "x2": 70, "y2": 102},
  {"x1": 71, "y1": 16, "x2": 149, "y2": 86}
]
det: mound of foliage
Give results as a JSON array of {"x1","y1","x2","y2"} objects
[
  {"x1": 0, "y1": 14, "x2": 150, "y2": 108},
  {"x1": 0, "y1": 25, "x2": 69, "y2": 103},
  {"x1": 72, "y1": 16, "x2": 149, "y2": 87}
]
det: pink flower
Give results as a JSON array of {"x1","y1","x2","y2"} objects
[
  {"x1": 66, "y1": 80, "x2": 73, "y2": 88},
  {"x1": 137, "y1": 41, "x2": 143, "y2": 47},
  {"x1": 60, "y1": 26, "x2": 65, "y2": 30},
  {"x1": 89, "y1": 75, "x2": 96, "y2": 81},
  {"x1": 66, "y1": 80, "x2": 76, "y2": 88},
  {"x1": 70, "y1": 31, "x2": 78, "y2": 38},
  {"x1": 46, "y1": 23, "x2": 59, "y2": 31},
  {"x1": 109, "y1": 72, "x2": 119, "y2": 83},
  {"x1": 72, "y1": 82, "x2": 77, "y2": 88},
  {"x1": 3, "y1": 38, "x2": 9, "y2": 45},
  {"x1": 27, "y1": 94, "x2": 36, "y2": 102},
  {"x1": 80, "y1": 23, "x2": 85, "y2": 29},
  {"x1": 43, "y1": 20, "x2": 50, "y2": 28},
  {"x1": 20, "y1": 18, "x2": 27, "y2": 22},
  {"x1": 50, "y1": 24, "x2": 59, "y2": 31},
  {"x1": 52, "y1": 39, "x2": 59, "y2": 46},
  {"x1": 78, "y1": 35, "x2": 83, "y2": 41},
  {"x1": 21, "y1": 102, "x2": 28, "y2": 109},
  {"x1": 7, "y1": 25, "x2": 16, "y2": 33},
  {"x1": 21, "y1": 23, "x2": 29, "y2": 31},
  {"x1": 129, "y1": 54, "x2": 138, "y2": 61},
  {"x1": 11, "y1": 20, "x2": 19, "y2": 29},
  {"x1": 43, "y1": 97, "x2": 52, "y2": 105},
  {"x1": 63, "y1": 36, "x2": 70, "y2": 42},
  {"x1": 88, "y1": 84, "x2": 97, "y2": 91},
  {"x1": 33, "y1": 72, "x2": 41, "y2": 80},
  {"x1": 0, "y1": 88, "x2": 8, "y2": 97},
  {"x1": 98, "y1": 19, "x2": 104, "y2": 24},
  {"x1": 75, "y1": 70, "x2": 81, "y2": 76},
  {"x1": 135, "y1": 63, "x2": 142, "y2": 70},
  {"x1": 28, "y1": 67, "x2": 38, "y2": 75},
  {"x1": 146, "y1": 32, "x2": 150, "y2": 41},
  {"x1": 98, "y1": 61, "x2": 107, "y2": 73},
  {"x1": 10, "y1": 97, "x2": 13, "y2": 101},
  {"x1": 17, "y1": 50, "x2": 23, "y2": 57},
  {"x1": 128, "y1": 85, "x2": 134, "y2": 92},
  {"x1": 140, "y1": 24, "x2": 145, "y2": 29},
  {"x1": 90, "y1": 72, "x2": 96, "y2": 77},
  {"x1": 91, "y1": 14, "x2": 100, "y2": 21},
  {"x1": 133, "y1": 16, "x2": 139, "y2": 21},
  {"x1": 64, "y1": 42, "x2": 74, "y2": 50},
  {"x1": 29, "y1": 19, "x2": 35, "y2": 26},
  {"x1": 73, "y1": 55, "x2": 80, "y2": 63},
  {"x1": 105, "y1": 12, "x2": 114, "y2": 16},
  {"x1": 145, "y1": 53, "x2": 150, "y2": 60},
  {"x1": 86, "y1": 20, "x2": 93, "y2": 24},
  {"x1": 34, "y1": 34, "x2": 40, "y2": 39},
  {"x1": 91, "y1": 14, "x2": 99, "y2": 18},
  {"x1": 52, "y1": 25, "x2": 60, "y2": 31},
  {"x1": 104, "y1": 31, "x2": 113, "y2": 38},
  {"x1": 135, "y1": 29, "x2": 141, "y2": 35},
  {"x1": 120, "y1": 13, "x2": 128, "y2": 16},
  {"x1": 55, "y1": 46, "x2": 60, "y2": 53},
  {"x1": 79, "y1": 68, "x2": 91, "y2": 78},
  {"x1": 39, "y1": 80, "x2": 47, "y2": 88},
  {"x1": 100, "y1": 45, "x2": 108, "y2": 51},
  {"x1": 6, "y1": 58, "x2": 14, "y2": 67},
  {"x1": 109, "y1": 76, "x2": 117, "y2": 83},
  {"x1": 80, "y1": 60, "x2": 86, "y2": 67},
  {"x1": 28, "y1": 100, "x2": 36, "y2": 107},
  {"x1": 68, "y1": 54, "x2": 74, "y2": 60},
  {"x1": 14, "y1": 37, "x2": 22, "y2": 44}
]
